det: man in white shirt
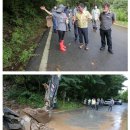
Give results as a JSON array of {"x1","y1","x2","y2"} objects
[
  {"x1": 91, "y1": 98, "x2": 96, "y2": 109},
  {"x1": 91, "y1": 5, "x2": 100, "y2": 31}
]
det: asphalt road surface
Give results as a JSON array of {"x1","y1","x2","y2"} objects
[
  {"x1": 48, "y1": 103, "x2": 128, "y2": 130},
  {"x1": 26, "y1": 24, "x2": 128, "y2": 71}
]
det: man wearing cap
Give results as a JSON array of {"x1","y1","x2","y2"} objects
[
  {"x1": 74, "y1": 3, "x2": 92, "y2": 50},
  {"x1": 99, "y1": 3, "x2": 116, "y2": 54}
]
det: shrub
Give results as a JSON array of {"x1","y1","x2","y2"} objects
[
  {"x1": 3, "y1": 44, "x2": 13, "y2": 67},
  {"x1": 120, "y1": 90, "x2": 128, "y2": 102},
  {"x1": 6, "y1": 85, "x2": 23, "y2": 99},
  {"x1": 112, "y1": 0, "x2": 128, "y2": 22},
  {"x1": 3, "y1": 0, "x2": 46, "y2": 70}
]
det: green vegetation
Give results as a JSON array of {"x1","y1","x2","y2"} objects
[
  {"x1": 111, "y1": 0, "x2": 128, "y2": 27},
  {"x1": 115, "y1": 21, "x2": 128, "y2": 27},
  {"x1": 120, "y1": 90, "x2": 128, "y2": 102},
  {"x1": 58, "y1": 100, "x2": 83, "y2": 110},
  {"x1": 4, "y1": 75, "x2": 127, "y2": 110},
  {"x1": 57, "y1": 0, "x2": 128, "y2": 26},
  {"x1": 6, "y1": 86, "x2": 44, "y2": 108},
  {"x1": 115, "y1": 89, "x2": 128, "y2": 102},
  {"x1": 3, "y1": 0, "x2": 57, "y2": 70},
  {"x1": 5, "y1": 83, "x2": 83, "y2": 109}
]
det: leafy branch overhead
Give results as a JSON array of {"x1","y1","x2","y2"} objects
[{"x1": 4, "y1": 75, "x2": 127, "y2": 102}]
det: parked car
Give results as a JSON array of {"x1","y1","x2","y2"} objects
[
  {"x1": 104, "y1": 99, "x2": 112, "y2": 106},
  {"x1": 114, "y1": 99, "x2": 122, "y2": 105}
]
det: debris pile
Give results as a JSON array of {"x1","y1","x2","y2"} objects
[{"x1": 3, "y1": 107, "x2": 54, "y2": 130}]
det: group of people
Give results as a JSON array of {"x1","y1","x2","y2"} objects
[
  {"x1": 84, "y1": 98, "x2": 104, "y2": 110},
  {"x1": 40, "y1": 2, "x2": 115, "y2": 54},
  {"x1": 84, "y1": 98, "x2": 114, "y2": 111}
]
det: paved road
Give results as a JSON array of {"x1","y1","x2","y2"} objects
[
  {"x1": 48, "y1": 103, "x2": 128, "y2": 130},
  {"x1": 26, "y1": 24, "x2": 128, "y2": 71}
]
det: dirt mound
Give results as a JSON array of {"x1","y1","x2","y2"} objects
[{"x1": 23, "y1": 108, "x2": 51, "y2": 124}]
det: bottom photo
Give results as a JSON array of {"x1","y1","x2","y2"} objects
[{"x1": 3, "y1": 75, "x2": 128, "y2": 130}]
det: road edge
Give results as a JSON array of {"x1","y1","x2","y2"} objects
[
  {"x1": 39, "y1": 27, "x2": 53, "y2": 71},
  {"x1": 53, "y1": 107, "x2": 85, "y2": 114},
  {"x1": 114, "y1": 23, "x2": 128, "y2": 29}
]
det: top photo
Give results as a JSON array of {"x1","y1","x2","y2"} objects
[{"x1": 3, "y1": 0, "x2": 128, "y2": 71}]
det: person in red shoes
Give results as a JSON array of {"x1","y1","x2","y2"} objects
[{"x1": 40, "y1": 4, "x2": 68, "y2": 52}]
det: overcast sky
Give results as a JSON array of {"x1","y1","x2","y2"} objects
[
  {"x1": 122, "y1": 74, "x2": 128, "y2": 90},
  {"x1": 123, "y1": 80, "x2": 128, "y2": 87}
]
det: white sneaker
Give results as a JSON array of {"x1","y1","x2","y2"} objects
[{"x1": 79, "y1": 44, "x2": 84, "y2": 49}]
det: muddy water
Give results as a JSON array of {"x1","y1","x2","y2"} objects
[
  {"x1": 48, "y1": 104, "x2": 128, "y2": 130},
  {"x1": 119, "y1": 111, "x2": 128, "y2": 130},
  {"x1": 48, "y1": 113, "x2": 87, "y2": 130}
]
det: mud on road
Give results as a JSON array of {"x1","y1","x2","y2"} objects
[{"x1": 47, "y1": 104, "x2": 128, "y2": 130}]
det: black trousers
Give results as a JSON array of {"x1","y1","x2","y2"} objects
[
  {"x1": 92, "y1": 19, "x2": 98, "y2": 30},
  {"x1": 74, "y1": 22, "x2": 78, "y2": 40},
  {"x1": 78, "y1": 27, "x2": 88, "y2": 46},
  {"x1": 100, "y1": 29, "x2": 112, "y2": 50},
  {"x1": 57, "y1": 30, "x2": 65, "y2": 42}
]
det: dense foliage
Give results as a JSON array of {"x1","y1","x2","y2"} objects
[
  {"x1": 4, "y1": 75, "x2": 127, "y2": 108},
  {"x1": 3, "y1": 0, "x2": 57, "y2": 70},
  {"x1": 59, "y1": 75, "x2": 127, "y2": 101},
  {"x1": 112, "y1": 0, "x2": 128, "y2": 21},
  {"x1": 119, "y1": 90, "x2": 128, "y2": 102}
]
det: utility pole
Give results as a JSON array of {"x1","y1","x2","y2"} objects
[{"x1": 43, "y1": 75, "x2": 60, "y2": 112}]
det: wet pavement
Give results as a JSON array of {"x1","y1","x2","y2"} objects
[
  {"x1": 26, "y1": 29, "x2": 50, "y2": 71},
  {"x1": 26, "y1": 23, "x2": 128, "y2": 71},
  {"x1": 47, "y1": 24, "x2": 127, "y2": 71},
  {"x1": 48, "y1": 103, "x2": 128, "y2": 130}
]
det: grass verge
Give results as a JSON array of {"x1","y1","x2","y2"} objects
[{"x1": 115, "y1": 21, "x2": 128, "y2": 28}]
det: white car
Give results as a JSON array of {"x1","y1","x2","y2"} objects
[{"x1": 104, "y1": 99, "x2": 112, "y2": 106}]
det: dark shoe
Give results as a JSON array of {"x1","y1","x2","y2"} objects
[
  {"x1": 53, "y1": 29, "x2": 57, "y2": 33},
  {"x1": 84, "y1": 46, "x2": 89, "y2": 50},
  {"x1": 100, "y1": 47, "x2": 105, "y2": 51},
  {"x1": 74, "y1": 38, "x2": 77, "y2": 42},
  {"x1": 108, "y1": 49, "x2": 114, "y2": 54}
]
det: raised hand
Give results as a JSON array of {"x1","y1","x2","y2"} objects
[
  {"x1": 40, "y1": 6, "x2": 52, "y2": 15},
  {"x1": 40, "y1": 6, "x2": 46, "y2": 10}
]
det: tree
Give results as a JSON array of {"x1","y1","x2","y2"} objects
[
  {"x1": 113, "y1": 0, "x2": 128, "y2": 9},
  {"x1": 3, "y1": 75, "x2": 127, "y2": 102},
  {"x1": 120, "y1": 90, "x2": 128, "y2": 102}
]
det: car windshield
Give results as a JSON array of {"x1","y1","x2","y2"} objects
[{"x1": 106, "y1": 99, "x2": 111, "y2": 101}]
